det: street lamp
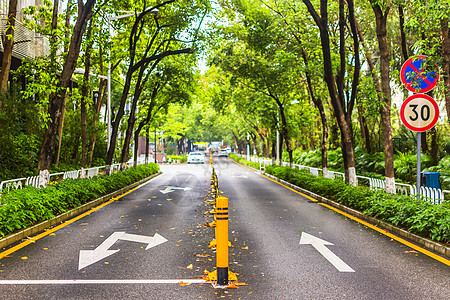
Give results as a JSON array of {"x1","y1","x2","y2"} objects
[{"x1": 106, "y1": 8, "x2": 158, "y2": 149}]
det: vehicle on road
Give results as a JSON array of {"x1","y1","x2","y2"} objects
[
  {"x1": 187, "y1": 152, "x2": 205, "y2": 164},
  {"x1": 218, "y1": 149, "x2": 228, "y2": 157}
]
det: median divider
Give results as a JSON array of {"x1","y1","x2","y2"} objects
[{"x1": 204, "y1": 167, "x2": 237, "y2": 287}]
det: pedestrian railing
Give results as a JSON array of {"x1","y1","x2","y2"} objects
[
  {"x1": 0, "y1": 158, "x2": 147, "y2": 195},
  {"x1": 25, "y1": 175, "x2": 40, "y2": 188},
  {"x1": 63, "y1": 170, "x2": 80, "y2": 180},
  {"x1": 240, "y1": 155, "x2": 446, "y2": 204},
  {"x1": 86, "y1": 167, "x2": 100, "y2": 178}
]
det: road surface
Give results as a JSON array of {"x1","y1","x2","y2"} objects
[{"x1": 0, "y1": 157, "x2": 448, "y2": 299}]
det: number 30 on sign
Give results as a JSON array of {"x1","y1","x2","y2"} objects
[{"x1": 400, "y1": 94, "x2": 439, "y2": 132}]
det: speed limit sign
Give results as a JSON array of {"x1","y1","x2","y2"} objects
[{"x1": 400, "y1": 94, "x2": 439, "y2": 132}]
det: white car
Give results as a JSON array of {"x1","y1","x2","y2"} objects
[
  {"x1": 187, "y1": 152, "x2": 205, "y2": 164},
  {"x1": 218, "y1": 149, "x2": 228, "y2": 157}
]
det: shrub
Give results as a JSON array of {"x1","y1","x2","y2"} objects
[
  {"x1": 253, "y1": 162, "x2": 450, "y2": 244},
  {"x1": 0, "y1": 163, "x2": 159, "y2": 237}
]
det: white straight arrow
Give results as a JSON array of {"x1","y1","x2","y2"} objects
[
  {"x1": 78, "y1": 232, "x2": 168, "y2": 270},
  {"x1": 299, "y1": 232, "x2": 355, "y2": 272}
]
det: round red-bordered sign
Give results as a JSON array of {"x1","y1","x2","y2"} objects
[
  {"x1": 400, "y1": 94, "x2": 439, "y2": 132},
  {"x1": 400, "y1": 55, "x2": 439, "y2": 94}
]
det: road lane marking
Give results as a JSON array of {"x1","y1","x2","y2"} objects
[
  {"x1": 229, "y1": 158, "x2": 318, "y2": 202},
  {"x1": 229, "y1": 158, "x2": 450, "y2": 266},
  {"x1": 260, "y1": 174, "x2": 318, "y2": 202},
  {"x1": 0, "y1": 178, "x2": 157, "y2": 260},
  {"x1": 78, "y1": 232, "x2": 168, "y2": 270},
  {"x1": 0, "y1": 279, "x2": 206, "y2": 285},
  {"x1": 300, "y1": 232, "x2": 354, "y2": 272},
  {"x1": 159, "y1": 186, "x2": 192, "y2": 194},
  {"x1": 320, "y1": 203, "x2": 450, "y2": 267}
]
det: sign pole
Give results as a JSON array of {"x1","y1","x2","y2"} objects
[{"x1": 416, "y1": 132, "x2": 421, "y2": 199}]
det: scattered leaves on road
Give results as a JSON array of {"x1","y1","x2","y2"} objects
[{"x1": 195, "y1": 254, "x2": 211, "y2": 258}]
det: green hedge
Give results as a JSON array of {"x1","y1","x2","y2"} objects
[
  {"x1": 0, "y1": 163, "x2": 159, "y2": 237},
  {"x1": 263, "y1": 164, "x2": 450, "y2": 244},
  {"x1": 229, "y1": 154, "x2": 261, "y2": 170},
  {"x1": 229, "y1": 155, "x2": 450, "y2": 244},
  {"x1": 168, "y1": 155, "x2": 187, "y2": 163}
]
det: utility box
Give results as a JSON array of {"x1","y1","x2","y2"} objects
[{"x1": 422, "y1": 172, "x2": 441, "y2": 189}]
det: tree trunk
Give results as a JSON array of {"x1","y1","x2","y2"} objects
[
  {"x1": 38, "y1": 0, "x2": 96, "y2": 187},
  {"x1": 87, "y1": 42, "x2": 107, "y2": 166},
  {"x1": 398, "y1": 4, "x2": 408, "y2": 62},
  {"x1": 80, "y1": 22, "x2": 94, "y2": 178},
  {"x1": 53, "y1": 97, "x2": 66, "y2": 166},
  {"x1": 354, "y1": 8, "x2": 382, "y2": 156},
  {"x1": 303, "y1": 0, "x2": 357, "y2": 186},
  {"x1": 145, "y1": 127, "x2": 150, "y2": 164},
  {"x1": 429, "y1": 126, "x2": 438, "y2": 163},
  {"x1": 357, "y1": 103, "x2": 371, "y2": 153},
  {"x1": 301, "y1": 47, "x2": 329, "y2": 176},
  {"x1": 54, "y1": 0, "x2": 74, "y2": 166},
  {"x1": 0, "y1": 0, "x2": 18, "y2": 97},
  {"x1": 441, "y1": 18, "x2": 450, "y2": 121},
  {"x1": 371, "y1": 2, "x2": 395, "y2": 194}
]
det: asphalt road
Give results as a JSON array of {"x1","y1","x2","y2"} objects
[{"x1": 0, "y1": 157, "x2": 449, "y2": 299}]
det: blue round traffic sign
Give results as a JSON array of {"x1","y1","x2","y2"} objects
[{"x1": 400, "y1": 55, "x2": 439, "y2": 93}]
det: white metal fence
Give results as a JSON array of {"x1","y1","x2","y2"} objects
[
  {"x1": 245, "y1": 155, "x2": 447, "y2": 204},
  {"x1": 0, "y1": 159, "x2": 146, "y2": 194}
]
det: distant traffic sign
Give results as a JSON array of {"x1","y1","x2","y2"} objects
[
  {"x1": 400, "y1": 55, "x2": 439, "y2": 93},
  {"x1": 400, "y1": 94, "x2": 439, "y2": 132}
]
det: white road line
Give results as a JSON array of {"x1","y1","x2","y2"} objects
[{"x1": 0, "y1": 279, "x2": 206, "y2": 285}]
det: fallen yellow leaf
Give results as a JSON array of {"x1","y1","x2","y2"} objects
[
  {"x1": 179, "y1": 281, "x2": 192, "y2": 286},
  {"x1": 187, "y1": 264, "x2": 193, "y2": 269},
  {"x1": 195, "y1": 254, "x2": 211, "y2": 258},
  {"x1": 21, "y1": 257, "x2": 28, "y2": 260},
  {"x1": 241, "y1": 246, "x2": 248, "y2": 250}
]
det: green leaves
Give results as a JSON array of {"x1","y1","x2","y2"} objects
[
  {"x1": 0, "y1": 164, "x2": 159, "y2": 237},
  {"x1": 261, "y1": 162, "x2": 450, "y2": 244}
]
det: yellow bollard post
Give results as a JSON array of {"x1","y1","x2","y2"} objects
[{"x1": 216, "y1": 196, "x2": 229, "y2": 285}]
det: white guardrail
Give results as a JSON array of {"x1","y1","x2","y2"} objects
[
  {"x1": 246, "y1": 155, "x2": 446, "y2": 204},
  {"x1": 0, "y1": 159, "x2": 146, "y2": 194}
]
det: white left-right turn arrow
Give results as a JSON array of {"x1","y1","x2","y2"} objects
[{"x1": 78, "y1": 232, "x2": 167, "y2": 270}]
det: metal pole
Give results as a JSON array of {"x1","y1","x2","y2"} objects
[
  {"x1": 416, "y1": 132, "x2": 421, "y2": 199},
  {"x1": 107, "y1": 18, "x2": 112, "y2": 150},
  {"x1": 154, "y1": 125, "x2": 157, "y2": 164},
  {"x1": 276, "y1": 129, "x2": 280, "y2": 165}
]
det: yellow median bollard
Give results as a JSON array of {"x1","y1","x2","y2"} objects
[{"x1": 216, "y1": 196, "x2": 229, "y2": 285}]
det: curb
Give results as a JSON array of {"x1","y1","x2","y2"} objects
[
  {"x1": 228, "y1": 158, "x2": 450, "y2": 259},
  {"x1": 262, "y1": 173, "x2": 450, "y2": 259},
  {"x1": 0, "y1": 172, "x2": 162, "y2": 250}
]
